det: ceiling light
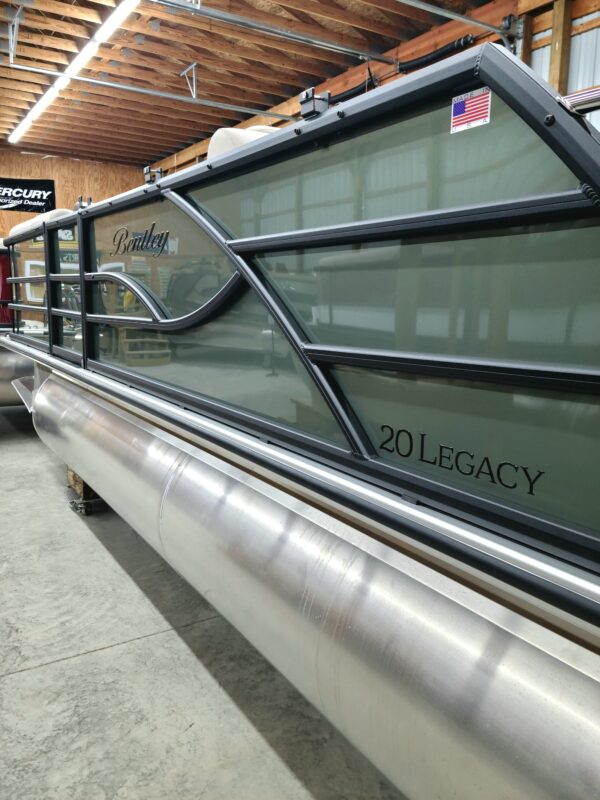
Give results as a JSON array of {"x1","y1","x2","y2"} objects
[
  {"x1": 55, "y1": 76, "x2": 71, "y2": 91},
  {"x1": 8, "y1": 0, "x2": 140, "y2": 144},
  {"x1": 94, "y1": 0, "x2": 140, "y2": 42},
  {"x1": 64, "y1": 40, "x2": 100, "y2": 78}
]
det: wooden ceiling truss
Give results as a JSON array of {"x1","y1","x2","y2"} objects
[{"x1": 0, "y1": 0, "x2": 509, "y2": 164}]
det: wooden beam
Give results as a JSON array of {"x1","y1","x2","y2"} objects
[
  {"x1": 113, "y1": 25, "x2": 329, "y2": 84},
  {"x1": 0, "y1": 27, "x2": 79, "y2": 53},
  {"x1": 520, "y1": 13, "x2": 533, "y2": 64},
  {"x1": 0, "y1": 96, "x2": 30, "y2": 111},
  {"x1": 18, "y1": 10, "x2": 91, "y2": 39},
  {"x1": 548, "y1": 0, "x2": 572, "y2": 93},
  {"x1": 95, "y1": 42, "x2": 300, "y2": 96},
  {"x1": 153, "y1": 0, "x2": 516, "y2": 173},
  {"x1": 199, "y1": 0, "x2": 375, "y2": 48},
  {"x1": 28, "y1": 122, "x2": 169, "y2": 155},
  {"x1": 77, "y1": 61, "x2": 278, "y2": 116},
  {"x1": 136, "y1": 3, "x2": 354, "y2": 67},
  {"x1": 32, "y1": 106, "x2": 196, "y2": 143},
  {"x1": 517, "y1": 0, "x2": 552, "y2": 13},
  {"x1": 0, "y1": 68, "x2": 51, "y2": 89},
  {"x1": 533, "y1": 9, "x2": 553, "y2": 31},
  {"x1": 136, "y1": 2, "x2": 355, "y2": 65},
  {"x1": 313, "y1": 0, "x2": 514, "y2": 98},
  {"x1": 52, "y1": 97, "x2": 213, "y2": 138},
  {"x1": 119, "y1": 16, "x2": 337, "y2": 77},
  {"x1": 19, "y1": 130, "x2": 157, "y2": 160},
  {"x1": 573, "y1": 11, "x2": 600, "y2": 33},
  {"x1": 1, "y1": 141, "x2": 143, "y2": 166},
  {"x1": 0, "y1": 87, "x2": 36, "y2": 103},
  {"x1": 0, "y1": 0, "x2": 102, "y2": 25},
  {"x1": 59, "y1": 83, "x2": 242, "y2": 126},
  {"x1": 58, "y1": 90, "x2": 222, "y2": 129},
  {"x1": 29, "y1": 118, "x2": 182, "y2": 154},
  {"x1": 9, "y1": 42, "x2": 69, "y2": 66},
  {"x1": 79, "y1": 55, "x2": 288, "y2": 112},
  {"x1": 0, "y1": 77, "x2": 43, "y2": 95},
  {"x1": 573, "y1": 0, "x2": 600, "y2": 16},
  {"x1": 11, "y1": 56, "x2": 68, "y2": 73},
  {"x1": 509, "y1": 0, "x2": 598, "y2": 35},
  {"x1": 265, "y1": 0, "x2": 420, "y2": 38},
  {"x1": 359, "y1": 0, "x2": 433, "y2": 25},
  {"x1": 46, "y1": 103, "x2": 212, "y2": 144}
]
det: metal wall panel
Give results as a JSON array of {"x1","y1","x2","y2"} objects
[
  {"x1": 530, "y1": 44, "x2": 551, "y2": 83},
  {"x1": 568, "y1": 16, "x2": 600, "y2": 130},
  {"x1": 529, "y1": 17, "x2": 600, "y2": 131}
]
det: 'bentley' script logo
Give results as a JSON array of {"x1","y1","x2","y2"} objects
[{"x1": 111, "y1": 222, "x2": 169, "y2": 258}]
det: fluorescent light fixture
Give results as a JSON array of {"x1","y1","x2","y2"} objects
[
  {"x1": 64, "y1": 41, "x2": 100, "y2": 78},
  {"x1": 95, "y1": 0, "x2": 141, "y2": 42},
  {"x1": 55, "y1": 75, "x2": 71, "y2": 91},
  {"x1": 8, "y1": 0, "x2": 140, "y2": 144}
]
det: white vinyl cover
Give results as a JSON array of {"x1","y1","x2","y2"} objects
[
  {"x1": 207, "y1": 125, "x2": 277, "y2": 159},
  {"x1": 9, "y1": 208, "x2": 73, "y2": 239}
]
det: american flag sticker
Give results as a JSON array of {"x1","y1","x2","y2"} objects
[{"x1": 450, "y1": 87, "x2": 491, "y2": 134}]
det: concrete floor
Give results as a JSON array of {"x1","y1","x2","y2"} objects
[{"x1": 0, "y1": 406, "x2": 405, "y2": 800}]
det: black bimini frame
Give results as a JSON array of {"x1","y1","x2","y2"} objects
[{"x1": 5, "y1": 44, "x2": 600, "y2": 598}]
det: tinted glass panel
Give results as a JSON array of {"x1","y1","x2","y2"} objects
[
  {"x1": 59, "y1": 315, "x2": 83, "y2": 352},
  {"x1": 91, "y1": 281, "x2": 152, "y2": 318},
  {"x1": 333, "y1": 366, "x2": 599, "y2": 535},
  {"x1": 21, "y1": 279, "x2": 45, "y2": 307},
  {"x1": 93, "y1": 290, "x2": 346, "y2": 446},
  {"x1": 54, "y1": 226, "x2": 80, "y2": 275},
  {"x1": 54, "y1": 282, "x2": 81, "y2": 313},
  {"x1": 12, "y1": 237, "x2": 45, "y2": 281},
  {"x1": 91, "y1": 199, "x2": 235, "y2": 319},
  {"x1": 16, "y1": 309, "x2": 48, "y2": 342},
  {"x1": 11, "y1": 237, "x2": 47, "y2": 340},
  {"x1": 189, "y1": 94, "x2": 577, "y2": 237},
  {"x1": 255, "y1": 220, "x2": 600, "y2": 368}
]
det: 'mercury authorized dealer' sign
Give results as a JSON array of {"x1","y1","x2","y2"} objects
[{"x1": 0, "y1": 178, "x2": 56, "y2": 213}]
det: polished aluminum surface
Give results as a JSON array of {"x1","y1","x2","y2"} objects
[
  {"x1": 563, "y1": 85, "x2": 600, "y2": 114},
  {"x1": 0, "y1": 343, "x2": 33, "y2": 405},
  {"x1": 3, "y1": 334, "x2": 599, "y2": 636},
  {"x1": 32, "y1": 374, "x2": 600, "y2": 800},
  {"x1": 11, "y1": 375, "x2": 34, "y2": 412}
]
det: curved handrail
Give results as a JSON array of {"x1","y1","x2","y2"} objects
[
  {"x1": 85, "y1": 271, "x2": 169, "y2": 321},
  {"x1": 84, "y1": 270, "x2": 247, "y2": 331}
]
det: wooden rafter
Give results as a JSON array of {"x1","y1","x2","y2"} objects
[
  {"x1": 0, "y1": 0, "x2": 519, "y2": 164},
  {"x1": 548, "y1": 0, "x2": 572, "y2": 92}
]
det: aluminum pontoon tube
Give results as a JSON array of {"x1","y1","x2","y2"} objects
[
  {"x1": 32, "y1": 374, "x2": 600, "y2": 800},
  {"x1": 0, "y1": 344, "x2": 33, "y2": 405}
]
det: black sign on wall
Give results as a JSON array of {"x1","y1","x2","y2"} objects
[{"x1": 0, "y1": 178, "x2": 56, "y2": 214}]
